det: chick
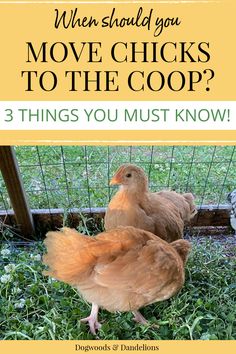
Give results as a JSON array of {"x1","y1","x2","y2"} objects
[
  {"x1": 105, "y1": 164, "x2": 196, "y2": 242},
  {"x1": 43, "y1": 226, "x2": 191, "y2": 334},
  {"x1": 227, "y1": 190, "x2": 236, "y2": 233}
]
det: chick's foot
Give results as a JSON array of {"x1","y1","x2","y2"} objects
[
  {"x1": 80, "y1": 303, "x2": 101, "y2": 335},
  {"x1": 132, "y1": 310, "x2": 148, "y2": 325},
  {"x1": 80, "y1": 317, "x2": 102, "y2": 335}
]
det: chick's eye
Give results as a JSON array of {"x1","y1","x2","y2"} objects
[{"x1": 126, "y1": 173, "x2": 132, "y2": 178}]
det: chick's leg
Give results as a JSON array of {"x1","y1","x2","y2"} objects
[
  {"x1": 80, "y1": 303, "x2": 101, "y2": 335},
  {"x1": 132, "y1": 310, "x2": 148, "y2": 324}
]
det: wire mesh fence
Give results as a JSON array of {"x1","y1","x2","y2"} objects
[{"x1": 0, "y1": 145, "x2": 235, "y2": 221}]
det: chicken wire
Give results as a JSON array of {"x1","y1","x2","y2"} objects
[{"x1": 0, "y1": 146, "x2": 235, "y2": 220}]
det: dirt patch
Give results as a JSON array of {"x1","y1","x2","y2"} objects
[{"x1": 185, "y1": 228, "x2": 236, "y2": 258}]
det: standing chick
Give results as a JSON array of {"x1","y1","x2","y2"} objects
[
  {"x1": 105, "y1": 164, "x2": 196, "y2": 242},
  {"x1": 227, "y1": 190, "x2": 236, "y2": 234},
  {"x1": 43, "y1": 226, "x2": 191, "y2": 335}
]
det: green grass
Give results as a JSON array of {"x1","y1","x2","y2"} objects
[
  {"x1": 0, "y1": 234, "x2": 235, "y2": 340},
  {"x1": 0, "y1": 146, "x2": 235, "y2": 211}
]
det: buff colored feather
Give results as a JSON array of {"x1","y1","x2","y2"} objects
[{"x1": 157, "y1": 190, "x2": 197, "y2": 222}]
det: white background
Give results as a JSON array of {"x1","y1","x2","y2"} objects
[{"x1": 0, "y1": 101, "x2": 235, "y2": 131}]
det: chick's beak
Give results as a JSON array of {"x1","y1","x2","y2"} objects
[
  {"x1": 109, "y1": 176, "x2": 121, "y2": 185},
  {"x1": 109, "y1": 169, "x2": 124, "y2": 185}
]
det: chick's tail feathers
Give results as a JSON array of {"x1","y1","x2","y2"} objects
[
  {"x1": 183, "y1": 193, "x2": 197, "y2": 218},
  {"x1": 43, "y1": 227, "x2": 114, "y2": 286},
  {"x1": 171, "y1": 239, "x2": 191, "y2": 265}
]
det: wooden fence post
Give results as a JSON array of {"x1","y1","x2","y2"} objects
[{"x1": 0, "y1": 146, "x2": 35, "y2": 237}]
